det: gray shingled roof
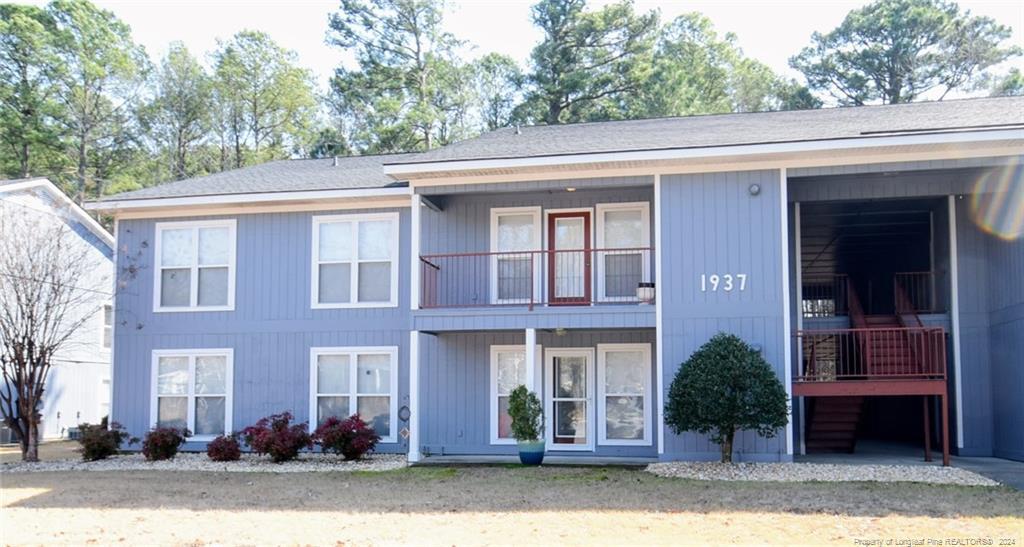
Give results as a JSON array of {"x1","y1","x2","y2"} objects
[
  {"x1": 100, "y1": 154, "x2": 415, "y2": 201},
  {"x1": 385, "y1": 96, "x2": 1024, "y2": 166}
]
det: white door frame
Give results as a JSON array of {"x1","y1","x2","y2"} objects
[{"x1": 544, "y1": 347, "x2": 596, "y2": 451}]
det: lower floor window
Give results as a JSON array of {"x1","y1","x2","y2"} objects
[
  {"x1": 152, "y1": 349, "x2": 233, "y2": 438},
  {"x1": 597, "y1": 343, "x2": 651, "y2": 445},
  {"x1": 310, "y1": 346, "x2": 397, "y2": 442}
]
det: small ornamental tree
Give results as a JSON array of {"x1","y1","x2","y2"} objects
[
  {"x1": 241, "y1": 411, "x2": 312, "y2": 463},
  {"x1": 665, "y1": 333, "x2": 788, "y2": 463},
  {"x1": 141, "y1": 427, "x2": 188, "y2": 461},
  {"x1": 507, "y1": 385, "x2": 543, "y2": 443},
  {"x1": 313, "y1": 414, "x2": 380, "y2": 460}
]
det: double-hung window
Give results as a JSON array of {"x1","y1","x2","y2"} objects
[
  {"x1": 595, "y1": 203, "x2": 650, "y2": 301},
  {"x1": 489, "y1": 207, "x2": 541, "y2": 304},
  {"x1": 151, "y1": 349, "x2": 233, "y2": 439},
  {"x1": 310, "y1": 347, "x2": 398, "y2": 442},
  {"x1": 489, "y1": 345, "x2": 541, "y2": 444},
  {"x1": 312, "y1": 213, "x2": 399, "y2": 308},
  {"x1": 154, "y1": 220, "x2": 236, "y2": 312},
  {"x1": 597, "y1": 343, "x2": 651, "y2": 445},
  {"x1": 101, "y1": 304, "x2": 113, "y2": 349}
]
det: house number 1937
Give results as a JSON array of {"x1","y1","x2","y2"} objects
[{"x1": 700, "y1": 273, "x2": 748, "y2": 292}]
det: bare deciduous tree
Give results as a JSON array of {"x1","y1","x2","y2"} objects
[{"x1": 0, "y1": 199, "x2": 111, "y2": 461}]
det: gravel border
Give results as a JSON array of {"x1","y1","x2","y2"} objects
[
  {"x1": 0, "y1": 452, "x2": 408, "y2": 474},
  {"x1": 646, "y1": 461, "x2": 1000, "y2": 486}
]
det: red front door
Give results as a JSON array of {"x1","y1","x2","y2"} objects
[{"x1": 547, "y1": 212, "x2": 591, "y2": 305}]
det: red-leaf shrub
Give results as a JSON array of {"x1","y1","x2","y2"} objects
[
  {"x1": 207, "y1": 434, "x2": 241, "y2": 462},
  {"x1": 313, "y1": 414, "x2": 381, "y2": 460},
  {"x1": 77, "y1": 419, "x2": 131, "y2": 461},
  {"x1": 142, "y1": 427, "x2": 188, "y2": 461},
  {"x1": 241, "y1": 412, "x2": 312, "y2": 463}
]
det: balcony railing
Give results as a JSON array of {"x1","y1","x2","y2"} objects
[
  {"x1": 794, "y1": 327, "x2": 946, "y2": 382},
  {"x1": 801, "y1": 274, "x2": 849, "y2": 318},
  {"x1": 894, "y1": 271, "x2": 941, "y2": 313},
  {"x1": 420, "y1": 247, "x2": 654, "y2": 309}
]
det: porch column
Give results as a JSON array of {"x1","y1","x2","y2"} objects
[
  {"x1": 410, "y1": 193, "x2": 422, "y2": 311},
  {"x1": 525, "y1": 328, "x2": 538, "y2": 393},
  {"x1": 408, "y1": 330, "x2": 421, "y2": 463}
]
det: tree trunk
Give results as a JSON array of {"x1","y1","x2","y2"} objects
[
  {"x1": 20, "y1": 142, "x2": 29, "y2": 178},
  {"x1": 22, "y1": 418, "x2": 39, "y2": 462},
  {"x1": 720, "y1": 430, "x2": 734, "y2": 463},
  {"x1": 77, "y1": 138, "x2": 88, "y2": 204}
]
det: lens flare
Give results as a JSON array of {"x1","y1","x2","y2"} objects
[{"x1": 969, "y1": 162, "x2": 1024, "y2": 241}]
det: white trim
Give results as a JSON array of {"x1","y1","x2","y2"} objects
[
  {"x1": 779, "y1": 168, "x2": 794, "y2": 457},
  {"x1": 311, "y1": 212, "x2": 400, "y2": 309},
  {"x1": 106, "y1": 198, "x2": 412, "y2": 220},
  {"x1": 544, "y1": 347, "x2": 596, "y2": 451},
  {"x1": 153, "y1": 219, "x2": 237, "y2": 313},
  {"x1": 150, "y1": 348, "x2": 234, "y2": 441},
  {"x1": 408, "y1": 331, "x2": 420, "y2": 462},
  {"x1": 595, "y1": 202, "x2": 651, "y2": 302},
  {"x1": 109, "y1": 218, "x2": 118, "y2": 424},
  {"x1": 653, "y1": 175, "x2": 664, "y2": 455},
  {"x1": 1, "y1": 177, "x2": 114, "y2": 247},
  {"x1": 410, "y1": 194, "x2": 421, "y2": 310},
  {"x1": 386, "y1": 129, "x2": 1023, "y2": 177},
  {"x1": 596, "y1": 343, "x2": 653, "y2": 446},
  {"x1": 794, "y1": 201, "x2": 806, "y2": 456},
  {"x1": 525, "y1": 328, "x2": 538, "y2": 394},
  {"x1": 948, "y1": 195, "x2": 964, "y2": 448},
  {"x1": 308, "y1": 346, "x2": 400, "y2": 443},
  {"x1": 489, "y1": 206, "x2": 542, "y2": 305},
  {"x1": 86, "y1": 186, "x2": 412, "y2": 212},
  {"x1": 489, "y1": 343, "x2": 544, "y2": 445}
]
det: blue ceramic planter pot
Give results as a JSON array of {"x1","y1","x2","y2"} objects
[{"x1": 517, "y1": 440, "x2": 545, "y2": 465}]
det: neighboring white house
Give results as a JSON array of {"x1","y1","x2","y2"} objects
[{"x1": 0, "y1": 178, "x2": 115, "y2": 440}]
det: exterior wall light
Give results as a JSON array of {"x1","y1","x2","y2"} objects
[{"x1": 749, "y1": 183, "x2": 761, "y2": 196}]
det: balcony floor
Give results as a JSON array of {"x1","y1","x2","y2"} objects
[
  {"x1": 793, "y1": 379, "x2": 947, "y2": 397},
  {"x1": 413, "y1": 303, "x2": 656, "y2": 332}
]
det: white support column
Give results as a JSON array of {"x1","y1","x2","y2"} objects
[
  {"x1": 410, "y1": 193, "x2": 422, "y2": 310},
  {"x1": 794, "y1": 202, "x2": 806, "y2": 456},
  {"x1": 948, "y1": 195, "x2": 964, "y2": 448},
  {"x1": 780, "y1": 168, "x2": 794, "y2": 457},
  {"x1": 525, "y1": 328, "x2": 537, "y2": 393},
  {"x1": 654, "y1": 174, "x2": 664, "y2": 455},
  {"x1": 408, "y1": 330, "x2": 421, "y2": 462}
]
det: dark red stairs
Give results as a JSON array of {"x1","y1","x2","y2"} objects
[
  {"x1": 863, "y1": 315, "x2": 920, "y2": 376},
  {"x1": 805, "y1": 396, "x2": 865, "y2": 453}
]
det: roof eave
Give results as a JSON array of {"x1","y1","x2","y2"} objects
[{"x1": 85, "y1": 185, "x2": 413, "y2": 213}]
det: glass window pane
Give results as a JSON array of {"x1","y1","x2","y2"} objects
[
  {"x1": 194, "y1": 396, "x2": 225, "y2": 436},
  {"x1": 358, "y1": 220, "x2": 392, "y2": 260},
  {"x1": 195, "y1": 356, "x2": 227, "y2": 394},
  {"x1": 157, "y1": 357, "x2": 189, "y2": 395},
  {"x1": 160, "y1": 228, "x2": 193, "y2": 267},
  {"x1": 357, "y1": 396, "x2": 390, "y2": 438},
  {"x1": 554, "y1": 356, "x2": 586, "y2": 398},
  {"x1": 497, "y1": 396, "x2": 513, "y2": 439},
  {"x1": 497, "y1": 257, "x2": 531, "y2": 300},
  {"x1": 497, "y1": 214, "x2": 535, "y2": 251},
  {"x1": 157, "y1": 397, "x2": 187, "y2": 429},
  {"x1": 605, "y1": 350, "x2": 646, "y2": 394},
  {"x1": 103, "y1": 305, "x2": 113, "y2": 326},
  {"x1": 606, "y1": 396, "x2": 644, "y2": 440},
  {"x1": 318, "y1": 221, "x2": 352, "y2": 262},
  {"x1": 160, "y1": 268, "x2": 191, "y2": 307},
  {"x1": 197, "y1": 267, "x2": 229, "y2": 306},
  {"x1": 604, "y1": 253, "x2": 642, "y2": 297},
  {"x1": 357, "y1": 262, "x2": 391, "y2": 302},
  {"x1": 318, "y1": 263, "x2": 351, "y2": 304},
  {"x1": 357, "y1": 354, "x2": 390, "y2": 394},
  {"x1": 496, "y1": 351, "x2": 526, "y2": 395},
  {"x1": 604, "y1": 210, "x2": 644, "y2": 248},
  {"x1": 317, "y1": 354, "x2": 350, "y2": 394},
  {"x1": 198, "y1": 227, "x2": 230, "y2": 265},
  {"x1": 317, "y1": 396, "x2": 349, "y2": 426},
  {"x1": 554, "y1": 401, "x2": 586, "y2": 441}
]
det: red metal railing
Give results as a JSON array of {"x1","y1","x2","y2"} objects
[
  {"x1": 894, "y1": 271, "x2": 940, "y2": 313},
  {"x1": 794, "y1": 327, "x2": 946, "y2": 382},
  {"x1": 419, "y1": 247, "x2": 653, "y2": 309},
  {"x1": 801, "y1": 274, "x2": 849, "y2": 318}
]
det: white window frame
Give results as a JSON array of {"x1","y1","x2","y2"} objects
[
  {"x1": 597, "y1": 343, "x2": 652, "y2": 446},
  {"x1": 100, "y1": 302, "x2": 113, "y2": 350},
  {"x1": 595, "y1": 202, "x2": 651, "y2": 303},
  {"x1": 311, "y1": 212, "x2": 400, "y2": 309},
  {"x1": 489, "y1": 344, "x2": 543, "y2": 445},
  {"x1": 149, "y1": 348, "x2": 234, "y2": 441},
  {"x1": 308, "y1": 346, "x2": 399, "y2": 443},
  {"x1": 489, "y1": 206, "x2": 542, "y2": 305},
  {"x1": 544, "y1": 347, "x2": 596, "y2": 452},
  {"x1": 153, "y1": 219, "x2": 237, "y2": 313}
]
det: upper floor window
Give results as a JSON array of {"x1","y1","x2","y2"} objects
[
  {"x1": 154, "y1": 219, "x2": 236, "y2": 312},
  {"x1": 489, "y1": 207, "x2": 541, "y2": 304},
  {"x1": 595, "y1": 203, "x2": 650, "y2": 301},
  {"x1": 312, "y1": 213, "x2": 399, "y2": 308}
]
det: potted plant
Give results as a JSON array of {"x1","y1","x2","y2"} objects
[{"x1": 508, "y1": 385, "x2": 544, "y2": 465}]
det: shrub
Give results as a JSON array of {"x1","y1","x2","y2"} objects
[
  {"x1": 207, "y1": 434, "x2": 242, "y2": 462},
  {"x1": 508, "y1": 385, "x2": 543, "y2": 442},
  {"x1": 241, "y1": 411, "x2": 312, "y2": 463},
  {"x1": 141, "y1": 427, "x2": 188, "y2": 461},
  {"x1": 665, "y1": 333, "x2": 789, "y2": 463},
  {"x1": 77, "y1": 419, "x2": 131, "y2": 461},
  {"x1": 313, "y1": 414, "x2": 380, "y2": 460}
]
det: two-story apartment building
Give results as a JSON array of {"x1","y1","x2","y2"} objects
[{"x1": 88, "y1": 97, "x2": 1024, "y2": 464}]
